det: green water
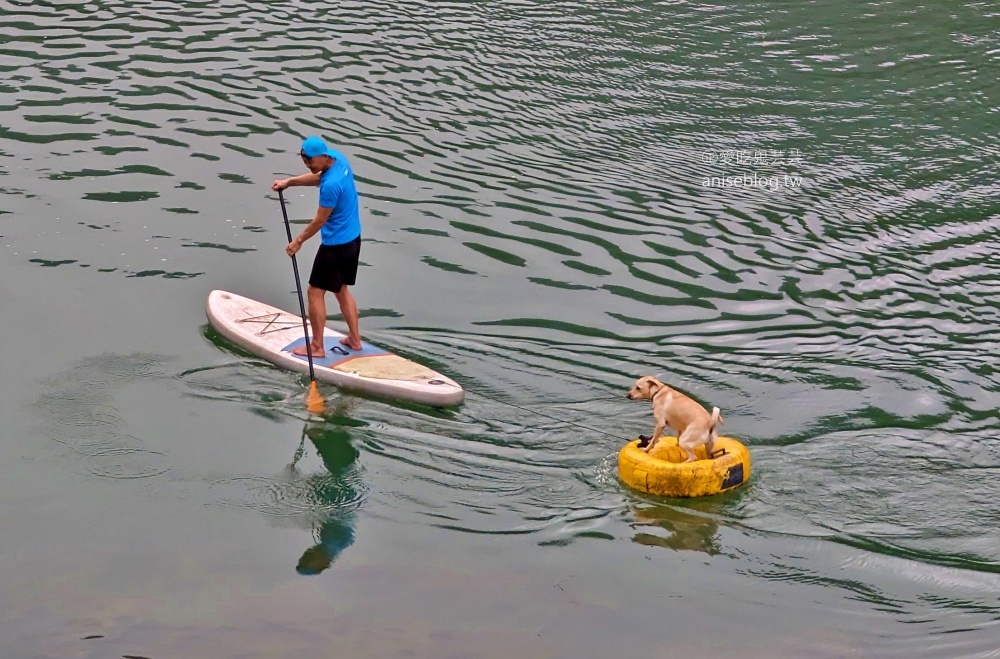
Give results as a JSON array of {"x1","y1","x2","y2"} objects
[{"x1": 2, "y1": 1, "x2": 999, "y2": 656}]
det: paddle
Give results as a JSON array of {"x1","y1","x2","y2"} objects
[{"x1": 278, "y1": 189, "x2": 325, "y2": 414}]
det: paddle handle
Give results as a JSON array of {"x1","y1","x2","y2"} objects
[{"x1": 278, "y1": 189, "x2": 317, "y2": 383}]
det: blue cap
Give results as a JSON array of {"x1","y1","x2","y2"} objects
[{"x1": 300, "y1": 136, "x2": 333, "y2": 159}]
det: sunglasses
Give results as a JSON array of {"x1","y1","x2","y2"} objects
[{"x1": 299, "y1": 151, "x2": 313, "y2": 161}]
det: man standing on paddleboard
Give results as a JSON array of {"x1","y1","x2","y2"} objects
[{"x1": 272, "y1": 136, "x2": 363, "y2": 357}]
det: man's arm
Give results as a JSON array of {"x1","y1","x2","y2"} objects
[
  {"x1": 286, "y1": 206, "x2": 333, "y2": 257},
  {"x1": 273, "y1": 171, "x2": 321, "y2": 191}
]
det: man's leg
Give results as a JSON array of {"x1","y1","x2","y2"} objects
[
  {"x1": 291, "y1": 285, "x2": 327, "y2": 357},
  {"x1": 334, "y1": 285, "x2": 362, "y2": 350}
]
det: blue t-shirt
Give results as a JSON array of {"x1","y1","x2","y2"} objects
[{"x1": 318, "y1": 150, "x2": 361, "y2": 246}]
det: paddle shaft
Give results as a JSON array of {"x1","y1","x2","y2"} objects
[{"x1": 278, "y1": 189, "x2": 317, "y2": 383}]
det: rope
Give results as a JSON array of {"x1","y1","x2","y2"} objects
[{"x1": 465, "y1": 390, "x2": 633, "y2": 442}]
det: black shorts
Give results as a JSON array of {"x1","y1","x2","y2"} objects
[{"x1": 309, "y1": 236, "x2": 361, "y2": 293}]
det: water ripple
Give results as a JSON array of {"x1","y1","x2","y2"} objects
[{"x1": 33, "y1": 353, "x2": 174, "y2": 481}]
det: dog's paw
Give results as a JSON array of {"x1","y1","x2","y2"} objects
[{"x1": 636, "y1": 434, "x2": 651, "y2": 448}]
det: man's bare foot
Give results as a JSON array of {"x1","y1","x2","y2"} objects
[
  {"x1": 291, "y1": 344, "x2": 325, "y2": 358},
  {"x1": 339, "y1": 336, "x2": 363, "y2": 351}
]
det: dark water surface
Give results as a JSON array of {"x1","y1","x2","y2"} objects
[{"x1": 2, "y1": 1, "x2": 999, "y2": 657}]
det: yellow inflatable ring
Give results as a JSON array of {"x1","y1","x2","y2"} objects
[{"x1": 618, "y1": 435, "x2": 751, "y2": 498}]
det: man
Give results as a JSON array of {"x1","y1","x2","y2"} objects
[{"x1": 272, "y1": 136, "x2": 363, "y2": 357}]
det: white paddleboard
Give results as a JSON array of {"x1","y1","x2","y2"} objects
[{"x1": 206, "y1": 290, "x2": 464, "y2": 407}]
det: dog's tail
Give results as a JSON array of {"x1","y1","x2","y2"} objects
[{"x1": 709, "y1": 406, "x2": 723, "y2": 440}]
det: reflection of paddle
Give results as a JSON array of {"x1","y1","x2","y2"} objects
[
  {"x1": 278, "y1": 189, "x2": 325, "y2": 414},
  {"x1": 286, "y1": 431, "x2": 307, "y2": 475}
]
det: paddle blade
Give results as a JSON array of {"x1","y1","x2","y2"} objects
[{"x1": 306, "y1": 381, "x2": 325, "y2": 414}]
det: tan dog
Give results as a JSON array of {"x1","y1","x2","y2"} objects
[{"x1": 626, "y1": 376, "x2": 723, "y2": 461}]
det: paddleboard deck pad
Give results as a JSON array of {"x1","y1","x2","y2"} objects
[{"x1": 206, "y1": 290, "x2": 464, "y2": 406}]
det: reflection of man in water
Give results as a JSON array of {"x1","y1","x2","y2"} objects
[{"x1": 289, "y1": 424, "x2": 362, "y2": 576}]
